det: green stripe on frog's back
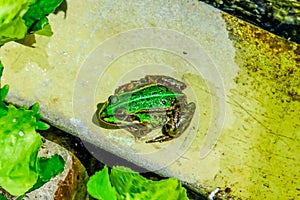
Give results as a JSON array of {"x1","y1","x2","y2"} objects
[
  {"x1": 108, "y1": 85, "x2": 184, "y2": 115},
  {"x1": 128, "y1": 85, "x2": 184, "y2": 113}
]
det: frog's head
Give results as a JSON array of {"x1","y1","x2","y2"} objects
[{"x1": 97, "y1": 95, "x2": 128, "y2": 125}]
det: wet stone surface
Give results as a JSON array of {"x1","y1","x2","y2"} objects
[{"x1": 0, "y1": 0, "x2": 299, "y2": 199}]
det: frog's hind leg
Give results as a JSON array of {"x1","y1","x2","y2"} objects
[
  {"x1": 146, "y1": 102, "x2": 196, "y2": 143},
  {"x1": 145, "y1": 135, "x2": 174, "y2": 143},
  {"x1": 173, "y1": 102, "x2": 196, "y2": 135}
]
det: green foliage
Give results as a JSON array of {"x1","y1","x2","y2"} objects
[
  {"x1": 0, "y1": 194, "x2": 7, "y2": 200},
  {"x1": 0, "y1": 0, "x2": 63, "y2": 45},
  {"x1": 111, "y1": 166, "x2": 189, "y2": 200},
  {"x1": 30, "y1": 103, "x2": 50, "y2": 130},
  {"x1": 0, "y1": 104, "x2": 43, "y2": 195},
  {"x1": 0, "y1": 0, "x2": 30, "y2": 45},
  {"x1": 0, "y1": 62, "x2": 9, "y2": 117},
  {"x1": 23, "y1": 0, "x2": 63, "y2": 33},
  {"x1": 87, "y1": 166, "x2": 189, "y2": 200},
  {"x1": 37, "y1": 154, "x2": 65, "y2": 182},
  {"x1": 87, "y1": 166, "x2": 117, "y2": 200},
  {"x1": 27, "y1": 154, "x2": 66, "y2": 193},
  {"x1": 0, "y1": 63, "x2": 65, "y2": 196}
]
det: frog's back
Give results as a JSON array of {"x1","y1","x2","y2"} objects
[{"x1": 126, "y1": 84, "x2": 184, "y2": 113}]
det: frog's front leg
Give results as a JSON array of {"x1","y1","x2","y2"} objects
[{"x1": 146, "y1": 102, "x2": 196, "y2": 143}]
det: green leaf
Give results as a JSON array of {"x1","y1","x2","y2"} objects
[
  {"x1": 87, "y1": 166, "x2": 117, "y2": 200},
  {"x1": 0, "y1": 85, "x2": 9, "y2": 117},
  {"x1": 0, "y1": 0, "x2": 63, "y2": 45},
  {"x1": 0, "y1": 85, "x2": 9, "y2": 101},
  {"x1": 36, "y1": 121, "x2": 50, "y2": 130},
  {"x1": 0, "y1": 61, "x2": 60, "y2": 196},
  {"x1": 30, "y1": 102, "x2": 39, "y2": 114},
  {"x1": 29, "y1": 103, "x2": 50, "y2": 130},
  {"x1": 0, "y1": 194, "x2": 8, "y2": 200},
  {"x1": 87, "y1": 165, "x2": 188, "y2": 200},
  {"x1": 0, "y1": 61, "x2": 4, "y2": 77},
  {"x1": 35, "y1": 24, "x2": 53, "y2": 36},
  {"x1": 36, "y1": 154, "x2": 65, "y2": 182},
  {"x1": 23, "y1": 0, "x2": 63, "y2": 33},
  {"x1": 110, "y1": 166, "x2": 189, "y2": 200},
  {"x1": 27, "y1": 154, "x2": 65, "y2": 192},
  {"x1": 0, "y1": 61, "x2": 8, "y2": 117},
  {"x1": 0, "y1": 61, "x2": 9, "y2": 102},
  {"x1": 0, "y1": 0, "x2": 30, "y2": 45},
  {"x1": 0, "y1": 104, "x2": 42, "y2": 196},
  {"x1": 0, "y1": 106, "x2": 8, "y2": 118}
]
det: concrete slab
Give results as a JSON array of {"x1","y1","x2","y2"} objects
[{"x1": 0, "y1": 0, "x2": 299, "y2": 199}]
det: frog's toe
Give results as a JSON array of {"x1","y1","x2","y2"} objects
[
  {"x1": 145, "y1": 135, "x2": 174, "y2": 143},
  {"x1": 162, "y1": 123, "x2": 179, "y2": 137}
]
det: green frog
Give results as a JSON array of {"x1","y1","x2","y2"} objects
[{"x1": 96, "y1": 75, "x2": 196, "y2": 143}]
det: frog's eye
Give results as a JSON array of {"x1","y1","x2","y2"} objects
[{"x1": 108, "y1": 95, "x2": 118, "y2": 104}]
